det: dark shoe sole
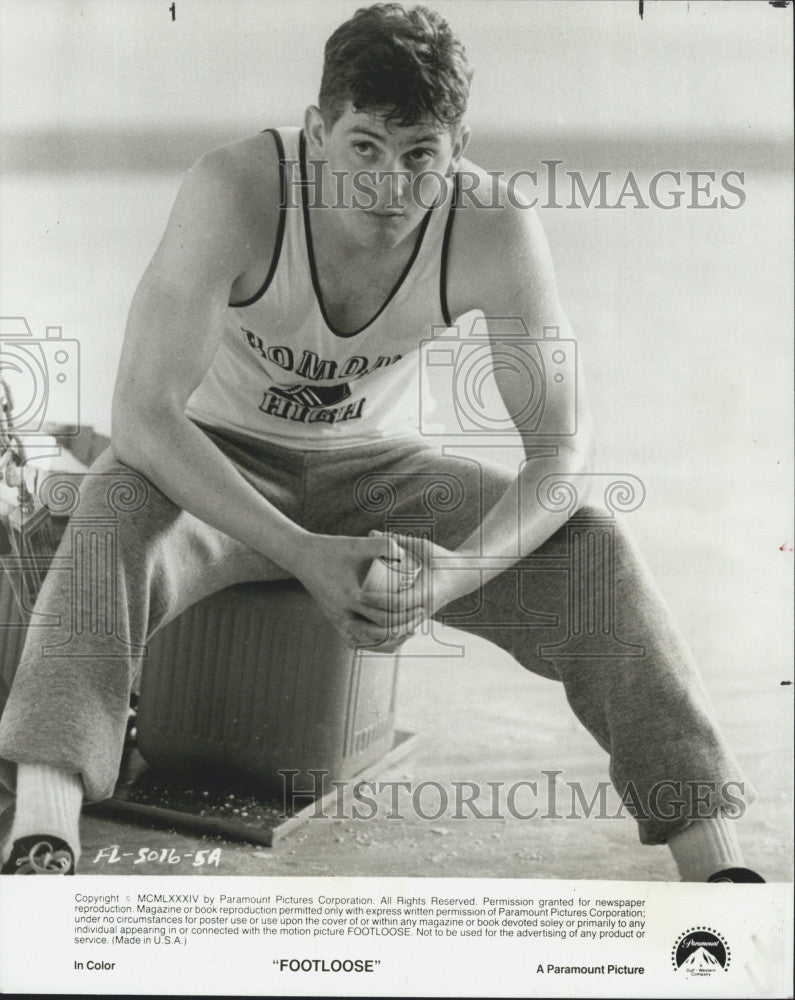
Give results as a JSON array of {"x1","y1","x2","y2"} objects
[
  {"x1": 708, "y1": 866, "x2": 765, "y2": 883},
  {"x1": 1, "y1": 834, "x2": 75, "y2": 874}
]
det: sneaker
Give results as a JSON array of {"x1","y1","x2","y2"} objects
[
  {"x1": 707, "y1": 867, "x2": 765, "y2": 883},
  {"x1": 0, "y1": 834, "x2": 75, "y2": 874}
]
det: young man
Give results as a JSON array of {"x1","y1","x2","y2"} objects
[{"x1": 0, "y1": 3, "x2": 762, "y2": 880}]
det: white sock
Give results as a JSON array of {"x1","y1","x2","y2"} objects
[
  {"x1": 668, "y1": 815, "x2": 746, "y2": 882},
  {"x1": 2, "y1": 764, "x2": 83, "y2": 865}
]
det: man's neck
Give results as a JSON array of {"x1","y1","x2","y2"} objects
[{"x1": 307, "y1": 201, "x2": 419, "y2": 272}]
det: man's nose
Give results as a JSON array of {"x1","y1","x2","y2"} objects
[{"x1": 375, "y1": 164, "x2": 411, "y2": 208}]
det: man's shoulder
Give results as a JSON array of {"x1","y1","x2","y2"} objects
[
  {"x1": 444, "y1": 156, "x2": 556, "y2": 317},
  {"x1": 169, "y1": 130, "x2": 286, "y2": 258},
  {"x1": 190, "y1": 130, "x2": 283, "y2": 214},
  {"x1": 449, "y1": 158, "x2": 544, "y2": 266},
  {"x1": 150, "y1": 129, "x2": 289, "y2": 277}
]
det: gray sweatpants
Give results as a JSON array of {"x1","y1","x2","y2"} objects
[{"x1": 0, "y1": 424, "x2": 752, "y2": 844}]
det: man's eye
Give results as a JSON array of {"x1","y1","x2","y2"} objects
[
  {"x1": 407, "y1": 149, "x2": 433, "y2": 163},
  {"x1": 353, "y1": 141, "x2": 375, "y2": 155}
]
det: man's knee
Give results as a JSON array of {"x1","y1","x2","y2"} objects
[
  {"x1": 41, "y1": 453, "x2": 172, "y2": 545},
  {"x1": 35, "y1": 456, "x2": 178, "y2": 606}
]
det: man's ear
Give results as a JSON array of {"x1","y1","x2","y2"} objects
[
  {"x1": 304, "y1": 105, "x2": 326, "y2": 153},
  {"x1": 450, "y1": 126, "x2": 471, "y2": 172}
]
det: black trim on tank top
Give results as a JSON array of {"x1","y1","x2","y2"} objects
[
  {"x1": 299, "y1": 129, "x2": 435, "y2": 339},
  {"x1": 229, "y1": 128, "x2": 288, "y2": 309},
  {"x1": 439, "y1": 171, "x2": 461, "y2": 328}
]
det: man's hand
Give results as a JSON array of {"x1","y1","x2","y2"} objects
[
  {"x1": 361, "y1": 531, "x2": 483, "y2": 653},
  {"x1": 290, "y1": 532, "x2": 428, "y2": 651}
]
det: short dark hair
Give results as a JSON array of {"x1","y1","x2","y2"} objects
[{"x1": 319, "y1": 3, "x2": 473, "y2": 133}]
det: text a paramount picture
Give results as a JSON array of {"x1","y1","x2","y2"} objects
[{"x1": 0, "y1": 1, "x2": 792, "y2": 998}]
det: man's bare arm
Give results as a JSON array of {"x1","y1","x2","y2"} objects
[
  {"x1": 111, "y1": 139, "x2": 402, "y2": 643},
  {"x1": 460, "y1": 195, "x2": 595, "y2": 556},
  {"x1": 397, "y1": 182, "x2": 597, "y2": 614},
  {"x1": 111, "y1": 140, "x2": 309, "y2": 570}
]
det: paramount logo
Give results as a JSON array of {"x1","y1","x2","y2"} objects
[{"x1": 672, "y1": 927, "x2": 730, "y2": 976}]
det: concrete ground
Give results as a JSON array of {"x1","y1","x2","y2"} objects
[{"x1": 76, "y1": 622, "x2": 792, "y2": 882}]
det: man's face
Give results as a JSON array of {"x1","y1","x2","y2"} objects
[{"x1": 306, "y1": 102, "x2": 467, "y2": 250}]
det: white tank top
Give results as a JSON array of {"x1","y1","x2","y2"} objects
[{"x1": 185, "y1": 127, "x2": 459, "y2": 449}]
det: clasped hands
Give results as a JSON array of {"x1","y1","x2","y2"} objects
[{"x1": 292, "y1": 529, "x2": 479, "y2": 653}]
